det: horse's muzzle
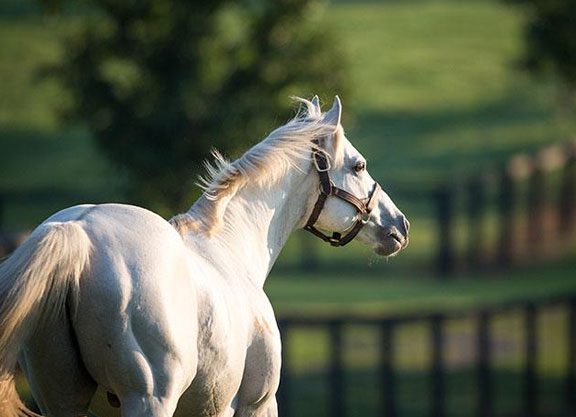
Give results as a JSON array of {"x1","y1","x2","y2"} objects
[{"x1": 374, "y1": 219, "x2": 409, "y2": 257}]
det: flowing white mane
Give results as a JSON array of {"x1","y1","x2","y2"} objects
[{"x1": 170, "y1": 98, "x2": 344, "y2": 236}]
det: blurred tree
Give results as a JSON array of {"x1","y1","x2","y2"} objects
[
  {"x1": 52, "y1": 0, "x2": 347, "y2": 213},
  {"x1": 507, "y1": 0, "x2": 576, "y2": 101}
]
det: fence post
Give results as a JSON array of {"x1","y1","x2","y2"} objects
[
  {"x1": 498, "y1": 167, "x2": 516, "y2": 267},
  {"x1": 436, "y1": 186, "x2": 455, "y2": 277},
  {"x1": 528, "y1": 163, "x2": 546, "y2": 255},
  {"x1": 567, "y1": 298, "x2": 576, "y2": 417},
  {"x1": 0, "y1": 194, "x2": 5, "y2": 257},
  {"x1": 524, "y1": 304, "x2": 538, "y2": 417},
  {"x1": 467, "y1": 176, "x2": 487, "y2": 270},
  {"x1": 328, "y1": 321, "x2": 344, "y2": 417},
  {"x1": 431, "y1": 315, "x2": 445, "y2": 417},
  {"x1": 477, "y1": 312, "x2": 492, "y2": 417},
  {"x1": 559, "y1": 144, "x2": 576, "y2": 236},
  {"x1": 0, "y1": 193, "x2": 4, "y2": 230},
  {"x1": 277, "y1": 320, "x2": 291, "y2": 417},
  {"x1": 380, "y1": 320, "x2": 396, "y2": 417},
  {"x1": 300, "y1": 233, "x2": 319, "y2": 271}
]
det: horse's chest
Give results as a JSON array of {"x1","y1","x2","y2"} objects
[
  {"x1": 175, "y1": 328, "x2": 244, "y2": 416},
  {"x1": 238, "y1": 322, "x2": 282, "y2": 407},
  {"x1": 176, "y1": 311, "x2": 281, "y2": 416}
]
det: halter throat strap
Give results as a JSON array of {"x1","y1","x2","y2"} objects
[{"x1": 304, "y1": 142, "x2": 381, "y2": 247}]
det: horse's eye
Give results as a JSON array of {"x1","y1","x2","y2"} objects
[{"x1": 354, "y1": 161, "x2": 366, "y2": 173}]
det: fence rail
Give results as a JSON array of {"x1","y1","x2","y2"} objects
[{"x1": 277, "y1": 295, "x2": 576, "y2": 417}]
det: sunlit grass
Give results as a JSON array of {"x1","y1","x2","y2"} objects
[
  {"x1": 267, "y1": 258, "x2": 576, "y2": 315},
  {"x1": 327, "y1": 1, "x2": 524, "y2": 111}
]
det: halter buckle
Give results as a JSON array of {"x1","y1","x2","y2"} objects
[{"x1": 313, "y1": 150, "x2": 331, "y2": 172}]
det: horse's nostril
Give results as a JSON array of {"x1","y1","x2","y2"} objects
[{"x1": 388, "y1": 231, "x2": 403, "y2": 244}]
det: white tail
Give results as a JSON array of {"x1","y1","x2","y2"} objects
[{"x1": 0, "y1": 221, "x2": 91, "y2": 417}]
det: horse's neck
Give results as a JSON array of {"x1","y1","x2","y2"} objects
[{"x1": 190, "y1": 171, "x2": 312, "y2": 288}]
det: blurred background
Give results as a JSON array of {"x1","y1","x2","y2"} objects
[{"x1": 1, "y1": 0, "x2": 576, "y2": 416}]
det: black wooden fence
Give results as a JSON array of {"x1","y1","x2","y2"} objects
[
  {"x1": 277, "y1": 295, "x2": 576, "y2": 417},
  {"x1": 436, "y1": 141, "x2": 576, "y2": 276}
]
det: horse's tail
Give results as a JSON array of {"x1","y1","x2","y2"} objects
[{"x1": 0, "y1": 221, "x2": 91, "y2": 417}]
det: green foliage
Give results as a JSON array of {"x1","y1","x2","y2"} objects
[
  {"x1": 53, "y1": 0, "x2": 347, "y2": 213},
  {"x1": 507, "y1": 0, "x2": 576, "y2": 89}
]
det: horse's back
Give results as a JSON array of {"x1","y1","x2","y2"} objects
[{"x1": 50, "y1": 203, "x2": 198, "y2": 413}]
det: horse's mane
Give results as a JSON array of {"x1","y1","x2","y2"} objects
[{"x1": 170, "y1": 97, "x2": 344, "y2": 236}]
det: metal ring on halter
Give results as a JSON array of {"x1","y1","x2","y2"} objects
[{"x1": 359, "y1": 212, "x2": 371, "y2": 224}]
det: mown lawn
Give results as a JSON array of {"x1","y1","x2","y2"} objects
[{"x1": 267, "y1": 256, "x2": 576, "y2": 316}]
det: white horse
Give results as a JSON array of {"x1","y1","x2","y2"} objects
[{"x1": 0, "y1": 96, "x2": 408, "y2": 417}]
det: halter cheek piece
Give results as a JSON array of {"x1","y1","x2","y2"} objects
[{"x1": 304, "y1": 140, "x2": 381, "y2": 247}]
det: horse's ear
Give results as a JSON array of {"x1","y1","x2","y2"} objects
[
  {"x1": 324, "y1": 95, "x2": 342, "y2": 128},
  {"x1": 311, "y1": 95, "x2": 321, "y2": 113}
]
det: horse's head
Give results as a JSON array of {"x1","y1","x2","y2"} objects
[{"x1": 303, "y1": 96, "x2": 409, "y2": 257}]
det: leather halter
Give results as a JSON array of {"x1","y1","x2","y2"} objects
[{"x1": 304, "y1": 141, "x2": 381, "y2": 247}]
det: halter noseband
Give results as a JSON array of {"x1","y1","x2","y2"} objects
[{"x1": 304, "y1": 140, "x2": 381, "y2": 247}]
